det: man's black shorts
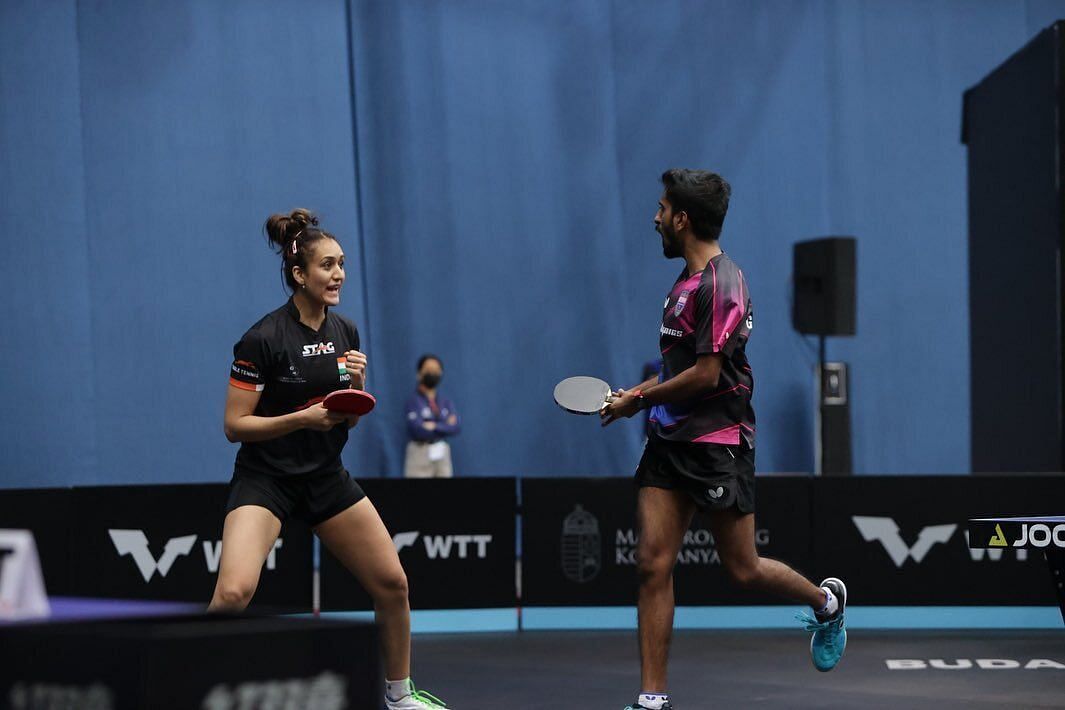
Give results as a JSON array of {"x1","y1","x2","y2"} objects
[
  {"x1": 635, "y1": 435, "x2": 756, "y2": 513},
  {"x1": 225, "y1": 468, "x2": 366, "y2": 527}
]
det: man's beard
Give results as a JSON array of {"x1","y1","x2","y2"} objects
[{"x1": 659, "y1": 225, "x2": 681, "y2": 258}]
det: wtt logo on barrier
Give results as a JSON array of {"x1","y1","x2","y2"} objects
[
  {"x1": 108, "y1": 530, "x2": 197, "y2": 582},
  {"x1": 852, "y1": 517, "x2": 957, "y2": 567},
  {"x1": 108, "y1": 529, "x2": 284, "y2": 582},
  {"x1": 853, "y1": 517, "x2": 1039, "y2": 567},
  {"x1": 390, "y1": 531, "x2": 493, "y2": 560}
]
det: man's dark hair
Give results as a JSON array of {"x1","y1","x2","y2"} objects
[
  {"x1": 417, "y1": 354, "x2": 442, "y2": 371},
  {"x1": 661, "y1": 169, "x2": 731, "y2": 240}
]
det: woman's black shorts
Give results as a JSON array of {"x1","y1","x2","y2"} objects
[{"x1": 225, "y1": 467, "x2": 366, "y2": 527}]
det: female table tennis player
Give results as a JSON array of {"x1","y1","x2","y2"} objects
[{"x1": 209, "y1": 209, "x2": 449, "y2": 710}]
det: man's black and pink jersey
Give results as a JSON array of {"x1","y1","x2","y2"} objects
[
  {"x1": 648, "y1": 252, "x2": 755, "y2": 448},
  {"x1": 228, "y1": 298, "x2": 360, "y2": 477}
]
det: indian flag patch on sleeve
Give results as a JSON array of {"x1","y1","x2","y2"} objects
[{"x1": 337, "y1": 357, "x2": 347, "y2": 374}]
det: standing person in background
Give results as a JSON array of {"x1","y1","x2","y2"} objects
[{"x1": 404, "y1": 355, "x2": 461, "y2": 478}]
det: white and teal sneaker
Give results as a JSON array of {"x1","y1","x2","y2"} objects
[{"x1": 797, "y1": 577, "x2": 848, "y2": 672}]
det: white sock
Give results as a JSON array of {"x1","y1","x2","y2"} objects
[
  {"x1": 816, "y1": 587, "x2": 838, "y2": 617},
  {"x1": 386, "y1": 678, "x2": 412, "y2": 701},
  {"x1": 638, "y1": 692, "x2": 670, "y2": 709}
]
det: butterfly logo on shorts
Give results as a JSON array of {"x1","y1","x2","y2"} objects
[{"x1": 706, "y1": 486, "x2": 726, "y2": 500}]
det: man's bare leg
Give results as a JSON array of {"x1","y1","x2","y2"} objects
[
  {"x1": 636, "y1": 486, "x2": 697, "y2": 692},
  {"x1": 707, "y1": 507, "x2": 825, "y2": 607}
]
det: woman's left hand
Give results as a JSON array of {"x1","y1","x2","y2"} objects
[{"x1": 345, "y1": 350, "x2": 367, "y2": 389}]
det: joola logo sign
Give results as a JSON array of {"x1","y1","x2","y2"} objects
[
  {"x1": 391, "y1": 531, "x2": 493, "y2": 559},
  {"x1": 108, "y1": 530, "x2": 284, "y2": 582},
  {"x1": 302, "y1": 342, "x2": 335, "y2": 357},
  {"x1": 986, "y1": 522, "x2": 1065, "y2": 549}
]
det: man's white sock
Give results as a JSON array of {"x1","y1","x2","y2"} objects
[
  {"x1": 816, "y1": 587, "x2": 839, "y2": 618},
  {"x1": 638, "y1": 692, "x2": 670, "y2": 709}
]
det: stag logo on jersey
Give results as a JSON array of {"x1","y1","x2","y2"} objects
[
  {"x1": 302, "y1": 342, "x2": 336, "y2": 357},
  {"x1": 674, "y1": 290, "x2": 690, "y2": 317},
  {"x1": 852, "y1": 516, "x2": 957, "y2": 568},
  {"x1": 561, "y1": 505, "x2": 601, "y2": 583}
]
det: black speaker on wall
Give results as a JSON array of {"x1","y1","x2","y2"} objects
[
  {"x1": 963, "y1": 22, "x2": 1065, "y2": 472},
  {"x1": 792, "y1": 237, "x2": 857, "y2": 336}
]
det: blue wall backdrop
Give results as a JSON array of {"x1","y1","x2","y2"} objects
[{"x1": 2, "y1": 1, "x2": 1062, "y2": 486}]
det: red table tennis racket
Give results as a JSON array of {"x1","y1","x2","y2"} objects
[{"x1": 323, "y1": 389, "x2": 377, "y2": 416}]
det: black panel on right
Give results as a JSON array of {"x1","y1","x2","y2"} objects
[{"x1": 963, "y1": 22, "x2": 1064, "y2": 472}]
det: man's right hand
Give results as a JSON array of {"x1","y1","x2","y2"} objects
[{"x1": 600, "y1": 388, "x2": 641, "y2": 426}]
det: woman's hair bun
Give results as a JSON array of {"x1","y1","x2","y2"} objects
[
  {"x1": 264, "y1": 208, "x2": 319, "y2": 253},
  {"x1": 288, "y1": 208, "x2": 319, "y2": 228}
]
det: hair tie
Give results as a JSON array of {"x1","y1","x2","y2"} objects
[{"x1": 289, "y1": 229, "x2": 305, "y2": 255}]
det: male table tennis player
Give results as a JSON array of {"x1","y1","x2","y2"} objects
[{"x1": 601, "y1": 169, "x2": 847, "y2": 710}]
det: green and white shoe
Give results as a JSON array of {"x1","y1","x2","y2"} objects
[{"x1": 385, "y1": 681, "x2": 449, "y2": 709}]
